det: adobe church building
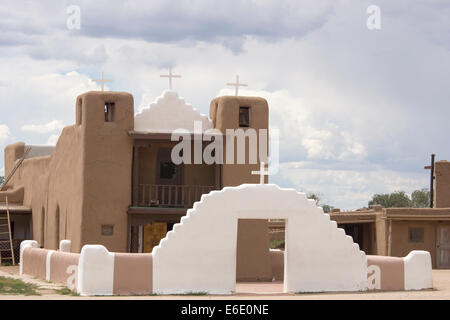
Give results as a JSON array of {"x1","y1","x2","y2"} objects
[
  {"x1": 1, "y1": 86, "x2": 449, "y2": 276},
  {"x1": 0, "y1": 89, "x2": 275, "y2": 280}
]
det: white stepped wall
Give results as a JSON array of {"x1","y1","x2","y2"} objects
[{"x1": 153, "y1": 184, "x2": 367, "y2": 294}]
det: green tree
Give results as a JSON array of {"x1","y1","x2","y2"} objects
[
  {"x1": 368, "y1": 189, "x2": 430, "y2": 208},
  {"x1": 411, "y1": 188, "x2": 430, "y2": 208},
  {"x1": 0, "y1": 176, "x2": 4, "y2": 186},
  {"x1": 307, "y1": 193, "x2": 334, "y2": 213},
  {"x1": 368, "y1": 191, "x2": 411, "y2": 208}
]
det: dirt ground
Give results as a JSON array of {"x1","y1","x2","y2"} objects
[{"x1": 0, "y1": 266, "x2": 449, "y2": 300}]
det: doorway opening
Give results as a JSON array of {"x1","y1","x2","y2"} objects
[
  {"x1": 340, "y1": 222, "x2": 376, "y2": 255},
  {"x1": 130, "y1": 222, "x2": 174, "y2": 253},
  {"x1": 235, "y1": 218, "x2": 285, "y2": 294},
  {"x1": 437, "y1": 226, "x2": 450, "y2": 268}
]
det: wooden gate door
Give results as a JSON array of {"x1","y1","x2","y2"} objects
[{"x1": 437, "y1": 226, "x2": 450, "y2": 268}]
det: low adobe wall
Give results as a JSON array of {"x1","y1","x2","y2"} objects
[
  {"x1": 49, "y1": 251, "x2": 79, "y2": 286},
  {"x1": 21, "y1": 240, "x2": 433, "y2": 296},
  {"x1": 20, "y1": 241, "x2": 153, "y2": 295},
  {"x1": 113, "y1": 253, "x2": 152, "y2": 295},
  {"x1": 367, "y1": 251, "x2": 433, "y2": 291},
  {"x1": 21, "y1": 247, "x2": 48, "y2": 280},
  {"x1": 263, "y1": 250, "x2": 433, "y2": 292},
  {"x1": 20, "y1": 240, "x2": 80, "y2": 290}
]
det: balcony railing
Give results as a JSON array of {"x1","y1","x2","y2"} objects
[{"x1": 138, "y1": 184, "x2": 215, "y2": 208}]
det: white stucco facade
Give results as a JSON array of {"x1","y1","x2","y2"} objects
[
  {"x1": 134, "y1": 90, "x2": 213, "y2": 132},
  {"x1": 152, "y1": 184, "x2": 368, "y2": 294}
]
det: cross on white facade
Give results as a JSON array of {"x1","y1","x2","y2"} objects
[
  {"x1": 92, "y1": 71, "x2": 113, "y2": 91},
  {"x1": 227, "y1": 75, "x2": 248, "y2": 96},
  {"x1": 160, "y1": 67, "x2": 182, "y2": 90},
  {"x1": 252, "y1": 162, "x2": 269, "y2": 184}
]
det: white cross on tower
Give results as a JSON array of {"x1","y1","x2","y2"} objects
[
  {"x1": 227, "y1": 75, "x2": 248, "y2": 96},
  {"x1": 92, "y1": 71, "x2": 113, "y2": 91},
  {"x1": 160, "y1": 67, "x2": 182, "y2": 90},
  {"x1": 251, "y1": 162, "x2": 269, "y2": 184}
]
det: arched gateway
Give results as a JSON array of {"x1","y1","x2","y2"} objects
[{"x1": 153, "y1": 184, "x2": 367, "y2": 294}]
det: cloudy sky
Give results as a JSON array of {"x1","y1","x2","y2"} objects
[{"x1": 1, "y1": 0, "x2": 449, "y2": 210}]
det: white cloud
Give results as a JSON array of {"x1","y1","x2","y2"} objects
[
  {"x1": 0, "y1": 126, "x2": 13, "y2": 176},
  {"x1": 0, "y1": 1, "x2": 449, "y2": 209},
  {"x1": 46, "y1": 134, "x2": 60, "y2": 146},
  {"x1": 21, "y1": 120, "x2": 64, "y2": 134},
  {"x1": 217, "y1": 88, "x2": 367, "y2": 162},
  {"x1": 0, "y1": 125, "x2": 11, "y2": 144},
  {"x1": 279, "y1": 161, "x2": 429, "y2": 210}
]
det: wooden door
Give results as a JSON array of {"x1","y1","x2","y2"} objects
[
  {"x1": 437, "y1": 226, "x2": 450, "y2": 268},
  {"x1": 143, "y1": 223, "x2": 167, "y2": 253},
  {"x1": 156, "y1": 148, "x2": 182, "y2": 206}
]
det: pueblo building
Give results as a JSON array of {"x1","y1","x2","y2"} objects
[
  {"x1": 0, "y1": 88, "x2": 275, "y2": 280},
  {"x1": 268, "y1": 160, "x2": 450, "y2": 269}
]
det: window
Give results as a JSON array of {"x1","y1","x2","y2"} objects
[
  {"x1": 104, "y1": 102, "x2": 115, "y2": 122},
  {"x1": 101, "y1": 225, "x2": 114, "y2": 236},
  {"x1": 409, "y1": 228, "x2": 424, "y2": 243},
  {"x1": 160, "y1": 162, "x2": 177, "y2": 179},
  {"x1": 239, "y1": 106, "x2": 250, "y2": 127}
]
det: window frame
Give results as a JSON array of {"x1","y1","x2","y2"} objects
[
  {"x1": 104, "y1": 102, "x2": 115, "y2": 122},
  {"x1": 239, "y1": 106, "x2": 251, "y2": 127},
  {"x1": 408, "y1": 227, "x2": 424, "y2": 243}
]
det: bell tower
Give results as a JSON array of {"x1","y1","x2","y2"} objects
[{"x1": 210, "y1": 95, "x2": 272, "y2": 281}]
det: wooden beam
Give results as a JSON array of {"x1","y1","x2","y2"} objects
[
  {"x1": 388, "y1": 219, "x2": 392, "y2": 256},
  {"x1": 132, "y1": 146, "x2": 140, "y2": 206}
]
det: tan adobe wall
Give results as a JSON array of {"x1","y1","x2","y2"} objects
[
  {"x1": 0, "y1": 186, "x2": 24, "y2": 204},
  {"x1": 78, "y1": 92, "x2": 134, "y2": 252},
  {"x1": 389, "y1": 220, "x2": 438, "y2": 267},
  {"x1": 4, "y1": 92, "x2": 134, "y2": 253},
  {"x1": 4, "y1": 142, "x2": 25, "y2": 180},
  {"x1": 434, "y1": 161, "x2": 450, "y2": 208},
  {"x1": 49, "y1": 251, "x2": 80, "y2": 285},
  {"x1": 21, "y1": 247, "x2": 49, "y2": 279},
  {"x1": 367, "y1": 255, "x2": 404, "y2": 291},
  {"x1": 113, "y1": 253, "x2": 152, "y2": 295}
]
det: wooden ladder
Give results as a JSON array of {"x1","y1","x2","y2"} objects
[
  {"x1": 0, "y1": 146, "x2": 31, "y2": 191},
  {"x1": 0, "y1": 196, "x2": 15, "y2": 265}
]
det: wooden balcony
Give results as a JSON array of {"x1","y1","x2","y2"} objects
[{"x1": 137, "y1": 184, "x2": 215, "y2": 208}]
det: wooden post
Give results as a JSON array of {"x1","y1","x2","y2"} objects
[
  {"x1": 387, "y1": 219, "x2": 392, "y2": 256},
  {"x1": 430, "y1": 154, "x2": 435, "y2": 208},
  {"x1": 132, "y1": 146, "x2": 140, "y2": 206},
  {"x1": 424, "y1": 154, "x2": 436, "y2": 208}
]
